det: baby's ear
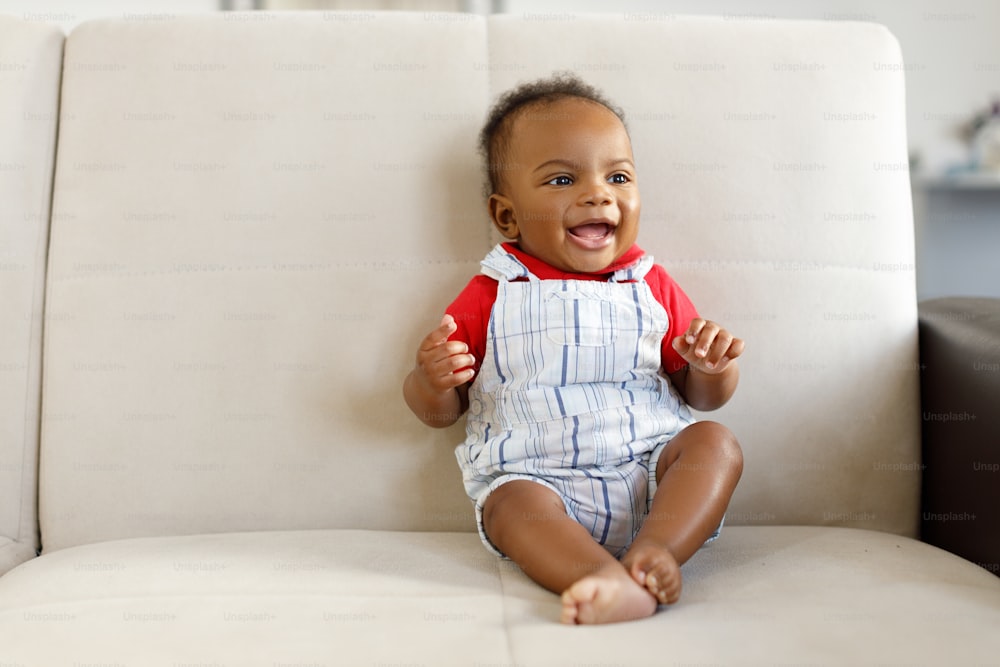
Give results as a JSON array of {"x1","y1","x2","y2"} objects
[{"x1": 488, "y1": 193, "x2": 519, "y2": 239}]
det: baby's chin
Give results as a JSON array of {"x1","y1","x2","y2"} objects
[
  {"x1": 570, "y1": 242, "x2": 636, "y2": 273},
  {"x1": 519, "y1": 232, "x2": 635, "y2": 274}
]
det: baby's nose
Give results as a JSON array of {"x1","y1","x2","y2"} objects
[{"x1": 580, "y1": 178, "x2": 613, "y2": 205}]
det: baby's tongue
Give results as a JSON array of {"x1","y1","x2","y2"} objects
[{"x1": 570, "y1": 223, "x2": 609, "y2": 238}]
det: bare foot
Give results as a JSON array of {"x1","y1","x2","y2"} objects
[
  {"x1": 559, "y1": 563, "x2": 657, "y2": 624},
  {"x1": 621, "y1": 539, "x2": 682, "y2": 605}
]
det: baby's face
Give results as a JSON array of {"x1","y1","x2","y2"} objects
[{"x1": 489, "y1": 97, "x2": 640, "y2": 274}]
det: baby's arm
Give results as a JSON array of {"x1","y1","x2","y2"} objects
[
  {"x1": 403, "y1": 314, "x2": 474, "y2": 428},
  {"x1": 667, "y1": 318, "x2": 743, "y2": 412}
]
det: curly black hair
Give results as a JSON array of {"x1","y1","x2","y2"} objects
[{"x1": 478, "y1": 72, "x2": 627, "y2": 196}]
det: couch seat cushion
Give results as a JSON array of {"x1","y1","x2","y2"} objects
[{"x1": 0, "y1": 526, "x2": 997, "y2": 665}]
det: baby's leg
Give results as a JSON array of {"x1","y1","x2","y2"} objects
[
  {"x1": 481, "y1": 479, "x2": 657, "y2": 624},
  {"x1": 622, "y1": 421, "x2": 743, "y2": 604}
]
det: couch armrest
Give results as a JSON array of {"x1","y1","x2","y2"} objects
[{"x1": 918, "y1": 297, "x2": 1000, "y2": 575}]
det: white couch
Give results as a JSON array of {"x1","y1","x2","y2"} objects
[{"x1": 1, "y1": 10, "x2": 998, "y2": 665}]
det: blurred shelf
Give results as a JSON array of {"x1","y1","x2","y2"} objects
[{"x1": 916, "y1": 172, "x2": 1000, "y2": 191}]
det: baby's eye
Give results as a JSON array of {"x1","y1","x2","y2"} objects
[
  {"x1": 547, "y1": 175, "x2": 573, "y2": 186},
  {"x1": 609, "y1": 173, "x2": 630, "y2": 184}
]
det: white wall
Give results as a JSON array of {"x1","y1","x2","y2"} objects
[{"x1": 0, "y1": 0, "x2": 219, "y2": 33}]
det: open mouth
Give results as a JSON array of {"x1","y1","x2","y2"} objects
[
  {"x1": 568, "y1": 222, "x2": 613, "y2": 239},
  {"x1": 567, "y1": 221, "x2": 615, "y2": 249}
]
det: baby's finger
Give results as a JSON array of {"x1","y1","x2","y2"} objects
[
  {"x1": 424, "y1": 353, "x2": 476, "y2": 390},
  {"x1": 691, "y1": 321, "x2": 721, "y2": 359},
  {"x1": 420, "y1": 314, "x2": 458, "y2": 351},
  {"x1": 436, "y1": 350, "x2": 476, "y2": 375},
  {"x1": 418, "y1": 340, "x2": 470, "y2": 371},
  {"x1": 723, "y1": 337, "x2": 745, "y2": 362},
  {"x1": 702, "y1": 330, "x2": 733, "y2": 369},
  {"x1": 682, "y1": 318, "x2": 707, "y2": 346},
  {"x1": 705, "y1": 334, "x2": 745, "y2": 372}
]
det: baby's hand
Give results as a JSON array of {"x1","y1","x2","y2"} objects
[
  {"x1": 672, "y1": 318, "x2": 744, "y2": 375},
  {"x1": 412, "y1": 314, "x2": 475, "y2": 394}
]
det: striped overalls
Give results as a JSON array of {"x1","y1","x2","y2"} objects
[{"x1": 457, "y1": 245, "x2": 696, "y2": 558}]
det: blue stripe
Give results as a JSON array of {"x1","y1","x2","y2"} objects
[
  {"x1": 554, "y1": 386, "x2": 566, "y2": 417},
  {"x1": 624, "y1": 407, "x2": 636, "y2": 459},
  {"x1": 560, "y1": 339, "x2": 569, "y2": 388},
  {"x1": 597, "y1": 478, "x2": 612, "y2": 546},
  {"x1": 497, "y1": 432, "x2": 509, "y2": 466},
  {"x1": 620, "y1": 283, "x2": 640, "y2": 456},
  {"x1": 488, "y1": 304, "x2": 506, "y2": 384},
  {"x1": 630, "y1": 283, "x2": 643, "y2": 370},
  {"x1": 570, "y1": 414, "x2": 580, "y2": 468},
  {"x1": 573, "y1": 296, "x2": 580, "y2": 345},
  {"x1": 561, "y1": 281, "x2": 570, "y2": 387}
]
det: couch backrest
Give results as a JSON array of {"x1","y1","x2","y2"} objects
[
  {"x1": 486, "y1": 15, "x2": 921, "y2": 535},
  {"x1": 0, "y1": 15, "x2": 63, "y2": 571},
  {"x1": 37, "y1": 12, "x2": 920, "y2": 552}
]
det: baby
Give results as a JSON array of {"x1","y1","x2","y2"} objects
[{"x1": 403, "y1": 73, "x2": 744, "y2": 625}]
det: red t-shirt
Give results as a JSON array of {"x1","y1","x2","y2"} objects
[{"x1": 446, "y1": 242, "x2": 698, "y2": 376}]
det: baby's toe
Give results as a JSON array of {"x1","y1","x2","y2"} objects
[
  {"x1": 646, "y1": 565, "x2": 681, "y2": 605},
  {"x1": 560, "y1": 577, "x2": 598, "y2": 624}
]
